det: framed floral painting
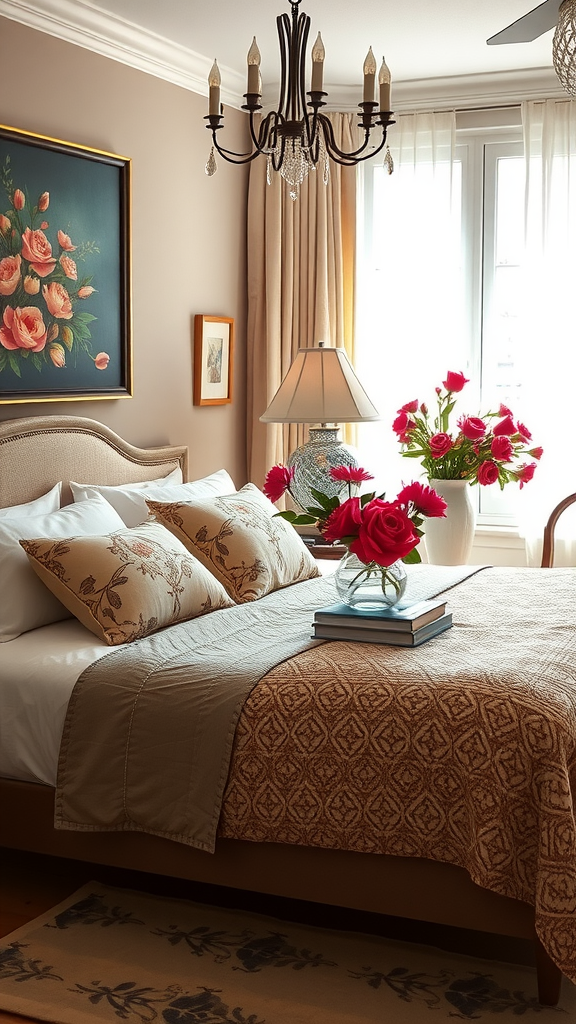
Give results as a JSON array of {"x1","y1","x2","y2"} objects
[
  {"x1": 193, "y1": 314, "x2": 234, "y2": 406},
  {"x1": 0, "y1": 124, "x2": 132, "y2": 404}
]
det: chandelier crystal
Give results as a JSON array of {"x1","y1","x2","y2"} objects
[
  {"x1": 204, "y1": 0, "x2": 394, "y2": 199},
  {"x1": 553, "y1": 0, "x2": 576, "y2": 96}
]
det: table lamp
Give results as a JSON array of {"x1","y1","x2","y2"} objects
[{"x1": 259, "y1": 342, "x2": 379, "y2": 509}]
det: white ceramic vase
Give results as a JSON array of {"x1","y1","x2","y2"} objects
[{"x1": 424, "y1": 479, "x2": 476, "y2": 565}]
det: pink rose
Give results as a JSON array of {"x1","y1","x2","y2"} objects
[
  {"x1": 42, "y1": 281, "x2": 73, "y2": 319},
  {"x1": 490, "y1": 435, "x2": 513, "y2": 462},
  {"x1": 516, "y1": 462, "x2": 537, "y2": 489},
  {"x1": 429, "y1": 432, "x2": 453, "y2": 458},
  {"x1": 24, "y1": 274, "x2": 40, "y2": 295},
  {"x1": 396, "y1": 481, "x2": 447, "y2": 518},
  {"x1": 0, "y1": 305, "x2": 47, "y2": 352},
  {"x1": 0, "y1": 254, "x2": 21, "y2": 296},
  {"x1": 77, "y1": 285, "x2": 95, "y2": 299},
  {"x1": 492, "y1": 415, "x2": 516, "y2": 437},
  {"x1": 443, "y1": 370, "x2": 469, "y2": 393},
  {"x1": 13, "y1": 189, "x2": 25, "y2": 210},
  {"x1": 48, "y1": 343, "x2": 66, "y2": 367},
  {"x1": 0, "y1": 214, "x2": 11, "y2": 235},
  {"x1": 37, "y1": 191, "x2": 49, "y2": 212},
  {"x1": 40, "y1": 221, "x2": 49, "y2": 229},
  {"x1": 458, "y1": 416, "x2": 486, "y2": 441},
  {"x1": 329, "y1": 465, "x2": 374, "y2": 484},
  {"x1": 57, "y1": 230, "x2": 76, "y2": 252},
  {"x1": 350, "y1": 499, "x2": 419, "y2": 567},
  {"x1": 477, "y1": 460, "x2": 499, "y2": 486},
  {"x1": 59, "y1": 254, "x2": 77, "y2": 280},
  {"x1": 322, "y1": 497, "x2": 362, "y2": 543},
  {"x1": 94, "y1": 352, "x2": 110, "y2": 370},
  {"x1": 263, "y1": 464, "x2": 294, "y2": 503},
  {"x1": 21, "y1": 227, "x2": 57, "y2": 278}
]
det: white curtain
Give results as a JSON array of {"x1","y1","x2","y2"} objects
[
  {"x1": 518, "y1": 100, "x2": 576, "y2": 565},
  {"x1": 356, "y1": 111, "x2": 461, "y2": 496}
]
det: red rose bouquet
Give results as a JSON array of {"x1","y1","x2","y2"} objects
[
  {"x1": 393, "y1": 371, "x2": 543, "y2": 487},
  {"x1": 264, "y1": 464, "x2": 447, "y2": 603}
]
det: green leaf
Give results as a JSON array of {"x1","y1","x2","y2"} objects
[
  {"x1": 7, "y1": 352, "x2": 21, "y2": 377},
  {"x1": 309, "y1": 487, "x2": 336, "y2": 512},
  {"x1": 273, "y1": 510, "x2": 317, "y2": 526},
  {"x1": 402, "y1": 547, "x2": 422, "y2": 564},
  {"x1": 74, "y1": 312, "x2": 98, "y2": 325},
  {"x1": 360, "y1": 491, "x2": 375, "y2": 506}
]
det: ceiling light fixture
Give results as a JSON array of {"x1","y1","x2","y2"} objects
[{"x1": 204, "y1": 0, "x2": 394, "y2": 200}]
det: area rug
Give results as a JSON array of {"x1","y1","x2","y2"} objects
[{"x1": 0, "y1": 883, "x2": 574, "y2": 1023}]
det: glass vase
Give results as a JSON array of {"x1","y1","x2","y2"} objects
[{"x1": 334, "y1": 552, "x2": 408, "y2": 610}]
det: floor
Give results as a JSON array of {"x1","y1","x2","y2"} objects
[{"x1": 0, "y1": 846, "x2": 537, "y2": 1024}]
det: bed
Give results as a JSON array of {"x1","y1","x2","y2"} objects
[{"x1": 0, "y1": 413, "x2": 574, "y2": 1007}]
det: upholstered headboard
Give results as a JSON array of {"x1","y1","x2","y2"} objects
[{"x1": 0, "y1": 415, "x2": 189, "y2": 508}]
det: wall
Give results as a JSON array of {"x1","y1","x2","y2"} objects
[{"x1": 0, "y1": 17, "x2": 249, "y2": 485}]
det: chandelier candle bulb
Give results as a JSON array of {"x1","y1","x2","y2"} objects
[
  {"x1": 311, "y1": 32, "x2": 325, "y2": 92},
  {"x1": 378, "y1": 56, "x2": 391, "y2": 111},
  {"x1": 363, "y1": 47, "x2": 377, "y2": 103},
  {"x1": 247, "y1": 37, "x2": 261, "y2": 94},
  {"x1": 208, "y1": 60, "x2": 221, "y2": 116}
]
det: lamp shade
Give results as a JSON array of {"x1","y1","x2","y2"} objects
[{"x1": 259, "y1": 345, "x2": 379, "y2": 424}]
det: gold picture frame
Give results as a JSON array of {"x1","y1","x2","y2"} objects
[{"x1": 193, "y1": 314, "x2": 234, "y2": 406}]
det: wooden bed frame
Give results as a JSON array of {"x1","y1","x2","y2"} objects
[{"x1": 0, "y1": 413, "x2": 563, "y2": 1006}]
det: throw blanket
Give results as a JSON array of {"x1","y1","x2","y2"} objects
[{"x1": 56, "y1": 565, "x2": 576, "y2": 983}]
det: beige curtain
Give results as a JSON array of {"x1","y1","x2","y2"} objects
[{"x1": 246, "y1": 113, "x2": 358, "y2": 486}]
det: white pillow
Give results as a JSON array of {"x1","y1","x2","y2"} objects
[
  {"x1": 0, "y1": 482, "x2": 62, "y2": 520},
  {"x1": 70, "y1": 466, "x2": 183, "y2": 515},
  {"x1": 0, "y1": 494, "x2": 126, "y2": 642},
  {"x1": 71, "y1": 469, "x2": 236, "y2": 528}
]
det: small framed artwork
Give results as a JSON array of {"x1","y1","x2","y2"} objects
[
  {"x1": 0, "y1": 123, "x2": 132, "y2": 404},
  {"x1": 193, "y1": 314, "x2": 234, "y2": 406}
]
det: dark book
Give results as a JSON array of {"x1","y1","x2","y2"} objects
[
  {"x1": 312, "y1": 612, "x2": 453, "y2": 647},
  {"x1": 313, "y1": 598, "x2": 447, "y2": 633}
]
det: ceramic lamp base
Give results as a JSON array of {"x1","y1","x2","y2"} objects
[{"x1": 287, "y1": 427, "x2": 359, "y2": 510}]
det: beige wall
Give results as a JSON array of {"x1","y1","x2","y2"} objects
[{"x1": 0, "y1": 17, "x2": 249, "y2": 485}]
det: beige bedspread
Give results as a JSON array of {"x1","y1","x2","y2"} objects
[{"x1": 56, "y1": 565, "x2": 576, "y2": 983}]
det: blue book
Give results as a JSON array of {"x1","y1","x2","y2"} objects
[
  {"x1": 314, "y1": 598, "x2": 447, "y2": 633},
  {"x1": 312, "y1": 612, "x2": 453, "y2": 647}
]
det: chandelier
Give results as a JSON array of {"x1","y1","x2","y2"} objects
[
  {"x1": 204, "y1": 0, "x2": 394, "y2": 199},
  {"x1": 553, "y1": 0, "x2": 576, "y2": 96}
]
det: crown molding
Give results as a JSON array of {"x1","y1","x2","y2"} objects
[
  {"x1": 0, "y1": 0, "x2": 564, "y2": 114},
  {"x1": 0, "y1": 0, "x2": 245, "y2": 107}
]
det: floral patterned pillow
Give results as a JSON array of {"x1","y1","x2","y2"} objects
[
  {"x1": 20, "y1": 521, "x2": 233, "y2": 645},
  {"x1": 146, "y1": 483, "x2": 320, "y2": 603}
]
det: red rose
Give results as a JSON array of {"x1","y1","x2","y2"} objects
[
  {"x1": 350, "y1": 499, "x2": 419, "y2": 567},
  {"x1": 396, "y1": 481, "x2": 447, "y2": 518},
  {"x1": 492, "y1": 415, "x2": 515, "y2": 437},
  {"x1": 429, "y1": 432, "x2": 453, "y2": 458},
  {"x1": 443, "y1": 371, "x2": 469, "y2": 393},
  {"x1": 458, "y1": 416, "x2": 486, "y2": 441},
  {"x1": 322, "y1": 497, "x2": 362, "y2": 543},
  {"x1": 490, "y1": 435, "x2": 513, "y2": 461},
  {"x1": 329, "y1": 465, "x2": 374, "y2": 484},
  {"x1": 392, "y1": 410, "x2": 415, "y2": 437},
  {"x1": 263, "y1": 464, "x2": 294, "y2": 503},
  {"x1": 516, "y1": 462, "x2": 537, "y2": 489},
  {"x1": 477, "y1": 460, "x2": 499, "y2": 485}
]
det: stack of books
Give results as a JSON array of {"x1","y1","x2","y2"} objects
[{"x1": 312, "y1": 598, "x2": 452, "y2": 647}]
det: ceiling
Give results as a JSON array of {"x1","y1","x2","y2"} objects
[{"x1": 0, "y1": 0, "x2": 563, "y2": 107}]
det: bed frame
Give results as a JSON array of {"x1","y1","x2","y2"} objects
[{"x1": 0, "y1": 413, "x2": 563, "y2": 1006}]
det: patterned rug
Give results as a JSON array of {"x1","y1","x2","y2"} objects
[{"x1": 0, "y1": 882, "x2": 574, "y2": 1023}]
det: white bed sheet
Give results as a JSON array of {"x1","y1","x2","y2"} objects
[{"x1": 0, "y1": 620, "x2": 117, "y2": 786}]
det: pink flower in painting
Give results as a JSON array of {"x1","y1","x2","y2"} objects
[
  {"x1": 477, "y1": 460, "x2": 499, "y2": 486},
  {"x1": 23, "y1": 274, "x2": 40, "y2": 295},
  {"x1": 0, "y1": 254, "x2": 21, "y2": 296},
  {"x1": 57, "y1": 229, "x2": 76, "y2": 251},
  {"x1": 77, "y1": 285, "x2": 95, "y2": 298},
  {"x1": 0, "y1": 214, "x2": 11, "y2": 235},
  {"x1": 263, "y1": 464, "x2": 295, "y2": 503},
  {"x1": 0, "y1": 305, "x2": 47, "y2": 352},
  {"x1": 13, "y1": 189, "x2": 25, "y2": 210},
  {"x1": 329, "y1": 465, "x2": 374, "y2": 485},
  {"x1": 21, "y1": 227, "x2": 57, "y2": 277},
  {"x1": 42, "y1": 281, "x2": 73, "y2": 319},
  {"x1": 59, "y1": 254, "x2": 77, "y2": 280},
  {"x1": 94, "y1": 352, "x2": 110, "y2": 370},
  {"x1": 48, "y1": 343, "x2": 66, "y2": 368},
  {"x1": 443, "y1": 370, "x2": 469, "y2": 393},
  {"x1": 37, "y1": 191, "x2": 49, "y2": 212}
]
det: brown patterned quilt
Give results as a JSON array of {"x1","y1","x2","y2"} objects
[{"x1": 57, "y1": 566, "x2": 576, "y2": 983}]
